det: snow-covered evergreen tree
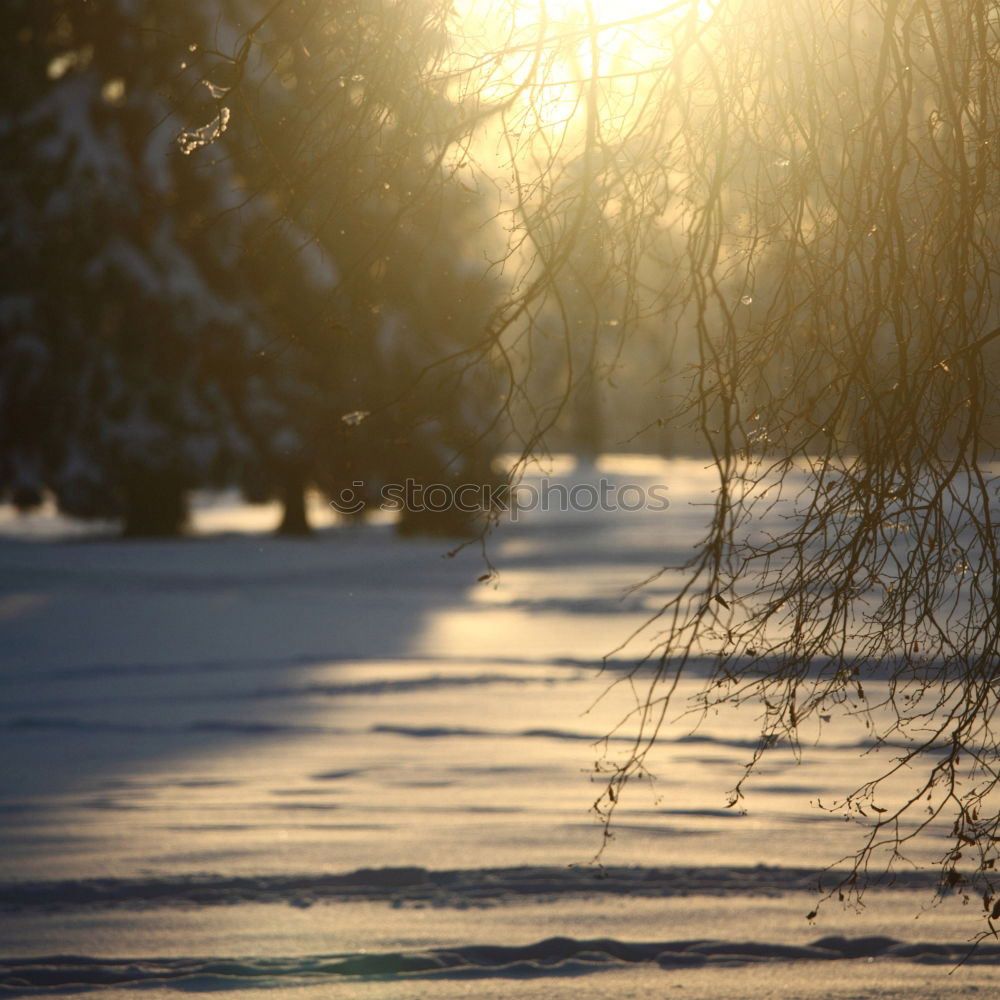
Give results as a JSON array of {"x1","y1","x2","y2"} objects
[
  {"x1": 1, "y1": 0, "x2": 505, "y2": 536},
  {"x1": 225, "y1": 0, "x2": 507, "y2": 535},
  {"x1": 0, "y1": 1, "x2": 276, "y2": 533}
]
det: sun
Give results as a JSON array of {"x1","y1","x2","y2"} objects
[
  {"x1": 536, "y1": 0, "x2": 713, "y2": 29},
  {"x1": 452, "y1": 0, "x2": 716, "y2": 50},
  {"x1": 449, "y1": 0, "x2": 717, "y2": 134}
]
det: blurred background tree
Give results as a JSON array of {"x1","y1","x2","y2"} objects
[
  {"x1": 0, "y1": 0, "x2": 505, "y2": 536},
  {"x1": 218, "y1": 0, "x2": 506, "y2": 534},
  {"x1": 0, "y1": 1, "x2": 269, "y2": 534}
]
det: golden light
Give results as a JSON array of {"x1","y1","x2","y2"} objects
[{"x1": 449, "y1": 0, "x2": 718, "y2": 141}]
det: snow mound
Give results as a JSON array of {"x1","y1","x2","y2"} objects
[
  {"x1": 4, "y1": 935, "x2": 1000, "y2": 995},
  {"x1": 0, "y1": 865, "x2": 942, "y2": 912}
]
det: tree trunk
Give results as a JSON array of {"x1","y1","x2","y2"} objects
[
  {"x1": 121, "y1": 468, "x2": 188, "y2": 537},
  {"x1": 276, "y1": 466, "x2": 313, "y2": 536}
]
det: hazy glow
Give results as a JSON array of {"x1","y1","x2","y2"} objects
[
  {"x1": 449, "y1": 0, "x2": 716, "y2": 147},
  {"x1": 531, "y1": 0, "x2": 714, "y2": 29},
  {"x1": 455, "y1": 0, "x2": 714, "y2": 35}
]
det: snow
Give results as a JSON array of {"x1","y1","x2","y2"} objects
[{"x1": 1, "y1": 457, "x2": 998, "y2": 998}]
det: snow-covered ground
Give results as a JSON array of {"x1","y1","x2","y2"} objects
[{"x1": 1, "y1": 457, "x2": 998, "y2": 998}]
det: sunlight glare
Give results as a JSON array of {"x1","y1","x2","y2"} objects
[
  {"x1": 533, "y1": 0, "x2": 713, "y2": 30},
  {"x1": 456, "y1": 0, "x2": 715, "y2": 32},
  {"x1": 450, "y1": 0, "x2": 717, "y2": 141}
]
